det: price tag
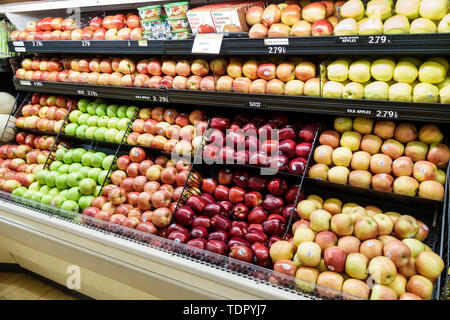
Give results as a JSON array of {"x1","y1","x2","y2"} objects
[
  {"x1": 264, "y1": 38, "x2": 289, "y2": 46},
  {"x1": 368, "y1": 35, "x2": 391, "y2": 44},
  {"x1": 191, "y1": 33, "x2": 223, "y2": 54},
  {"x1": 13, "y1": 41, "x2": 24, "y2": 46},
  {"x1": 267, "y1": 46, "x2": 286, "y2": 54},
  {"x1": 376, "y1": 110, "x2": 398, "y2": 118},
  {"x1": 19, "y1": 80, "x2": 32, "y2": 86},
  {"x1": 81, "y1": 40, "x2": 91, "y2": 47},
  {"x1": 33, "y1": 81, "x2": 43, "y2": 86},
  {"x1": 346, "y1": 108, "x2": 372, "y2": 116},
  {"x1": 32, "y1": 40, "x2": 43, "y2": 47},
  {"x1": 138, "y1": 40, "x2": 148, "y2": 47},
  {"x1": 247, "y1": 101, "x2": 266, "y2": 108},
  {"x1": 15, "y1": 47, "x2": 26, "y2": 52},
  {"x1": 135, "y1": 95, "x2": 169, "y2": 103},
  {"x1": 337, "y1": 36, "x2": 360, "y2": 44},
  {"x1": 86, "y1": 90, "x2": 98, "y2": 97}
]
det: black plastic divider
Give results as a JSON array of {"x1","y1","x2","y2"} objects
[{"x1": 13, "y1": 79, "x2": 450, "y2": 124}]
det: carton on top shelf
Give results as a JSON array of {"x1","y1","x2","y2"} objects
[{"x1": 211, "y1": 1, "x2": 266, "y2": 33}]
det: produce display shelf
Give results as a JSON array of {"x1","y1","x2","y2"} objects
[
  {"x1": 13, "y1": 79, "x2": 450, "y2": 124},
  {"x1": 8, "y1": 33, "x2": 450, "y2": 55}
]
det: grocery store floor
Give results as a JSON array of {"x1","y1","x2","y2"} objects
[{"x1": 0, "y1": 271, "x2": 80, "y2": 300}]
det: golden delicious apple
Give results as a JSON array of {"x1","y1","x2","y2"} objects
[
  {"x1": 419, "y1": 0, "x2": 448, "y2": 20},
  {"x1": 343, "y1": 81, "x2": 365, "y2": 99},
  {"x1": 410, "y1": 17, "x2": 437, "y2": 33},
  {"x1": 327, "y1": 59, "x2": 350, "y2": 82},
  {"x1": 415, "y1": 251, "x2": 445, "y2": 279},
  {"x1": 364, "y1": 81, "x2": 389, "y2": 100},
  {"x1": 438, "y1": 13, "x2": 450, "y2": 32},
  {"x1": 413, "y1": 83, "x2": 439, "y2": 103},
  {"x1": 389, "y1": 82, "x2": 412, "y2": 101},
  {"x1": 393, "y1": 61, "x2": 418, "y2": 83},
  {"x1": 383, "y1": 15, "x2": 411, "y2": 34},
  {"x1": 349, "y1": 59, "x2": 371, "y2": 83},
  {"x1": 345, "y1": 252, "x2": 368, "y2": 280},
  {"x1": 334, "y1": 18, "x2": 359, "y2": 35},
  {"x1": 358, "y1": 17, "x2": 384, "y2": 34},
  {"x1": 322, "y1": 81, "x2": 344, "y2": 98},
  {"x1": 340, "y1": 0, "x2": 365, "y2": 20},
  {"x1": 395, "y1": 0, "x2": 420, "y2": 19},
  {"x1": 419, "y1": 61, "x2": 446, "y2": 84},
  {"x1": 367, "y1": 0, "x2": 393, "y2": 20},
  {"x1": 370, "y1": 58, "x2": 396, "y2": 81}
]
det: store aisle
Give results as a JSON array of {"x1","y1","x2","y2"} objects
[{"x1": 0, "y1": 272, "x2": 79, "y2": 300}]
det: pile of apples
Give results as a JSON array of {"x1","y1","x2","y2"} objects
[
  {"x1": 310, "y1": 117, "x2": 449, "y2": 201},
  {"x1": 170, "y1": 167, "x2": 301, "y2": 268},
  {"x1": 270, "y1": 193, "x2": 445, "y2": 300},
  {"x1": 0, "y1": 132, "x2": 58, "y2": 193},
  {"x1": 15, "y1": 57, "x2": 64, "y2": 84},
  {"x1": 81, "y1": 147, "x2": 192, "y2": 235},
  {"x1": 129, "y1": 107, "x2": 207, "y2": 156},
  {"x1": 203, "y1": 113, "x2": 316, "y2": 175},
  {"x1": 324, "y1": 56, "x2": 450, "y2": 103},
  {"x1": 334, "y1": 0, "x2": 450, "y2": 36},
  {"x1": 18, "y1": 146, "x2": 116, "y2": 212},
  {"x1": 15, "y1": 93, "x2": 75, "y2": 133},
  {"x1": 9, "y1": 13, "x2": 143, "y2": 41},
  {"x1": 66, "y1": 97, "x2": 134, "y2": 143}
]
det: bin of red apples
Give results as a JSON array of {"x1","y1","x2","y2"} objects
[
  {"x1": 203, "y1": 112, "x2": 319, "y2": 176},
  {"x1": 81, "y1": 146, "x2": 193, "y2": 237},
  {"x1": 309, "y1": 116, "x2": 449, "y2": 201},
  {"x1": 128, "y1": 106, "x2": 207, "y2": 156}
]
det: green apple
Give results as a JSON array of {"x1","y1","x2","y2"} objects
[
  {"x1": 48, "y1": 187, "x2": 59, "y2": 196},
  {"x1": 87, "y1": 167, "x2": 102, "y2": 183},
  {"x1": 36, "y1": 169, "x2": 49, "y2": 185},
  {"x1": 77, "y1": 113, "x2": 90, "y2": 126},
  {"x1": 97, "y1": 116, "x2": 110, "y2": 128},
  {"x1": 23, "y1": 190, "x2": 34, "y2": 199},
  {"x1": 28, "y1": 181, "x2": 41, "y2": 191},
  {"x1": 107, "y1": 117, "x2": 119, "y2": 129},
  {"x1": 78, "y1": 195, "x2": 94, "y2": 210},
  {"x1": 87, "y1": 115, "x2": 99, "y2": 127},
  {"x1": 97, "y1": 170, "x2": 109, "y2": 185},
  {"x1": 55, "y1": 173, "x2": 68, "y2": 189},
  {"x1": 55, "y1": 148, "x2": 67, "y2": 162},
  {"x1": 102, "y1": 155, "x2": 115, "y2": 170},
  {"x1": 57, "y1": 164, "x2": 70, "y2": 174},
  {"x1": 69, "y1": 110, "x2": 83, "y2": 123},
  {"x1": 61, "y1": 200, "x2": 80, "y2": 212},
  {"x1": 63, "y1": 150, "x2": 74, "y2": 164},
  {"x1": 50, "y1": 195, "x2": 66, "y2": 207},
  {"x1": 91, "y1": 152, "x2": 107, "y2": 168},
  {"x1": 105, "y1": 128, "x2": 119, "y2": 142},
  {"x1": 96, "y1": 103, "x2": 108, "y2": 117},
  {"x1": 79, "y1": 166, "x2": 91, "y2": 179},
  {"x1": 67, "y1": 187, "x2": 81, "y2": 202},
  {"x1": 41, "y1": 194, "x2": 53, "y2": 205},
  {"x1": 39, "y1": 185, "x2": 51, "y2": 194},
  {"x1": 31, "y1": 191, "x2": 43, "y2": 202},
  {"x1": 117, "y1": 118, "x2": 130, "y2": 131},
  {"x1": 94, "y1": 97, "x2": 107, "y2": 105},
  {"x1": 12, "y1": 186, "x2": 27, "y2": 197},
  {"x1": 86, "y1": 102, "x2": 99, "y2": 115},
  {"x1": 79, "y1": 178, "x2": 97, "y2": 195},
  {"x1": 69, "y1": 163, "x2": 83, "y2": 174},
  {"x1": 85, "y1": 127, "x2": 97, "y2": 139},
  {"x1": 126, "y1": 105, "x2": 140, "y2": 118},
  {"x1": 94, "y1": 127, "x2": 107, "y2": 141},
  {"x1": 49, "y1": 160, "x2": 63, "y2": 172},
  {"x1": 58, "y1": 189, "x2": 69, "y2": 200},
  {"x1": 117, "y1": 105, "x2": 128, "y2": 118},
  {"x1": 115, "y1": 131, "x2": 127, "y2": 143},
  {"x1": 106, "y1": 104, "x2": 118, "y2": 117},
  {"x1": 93, "y1": 185, "x2": 102, "y2": 197},
  {"x1": 81, "y1": 151, "x2": 94, "y2": 167},
  {"x1": 71, "y1": 148, "x2": 86, "y2": 163},
  {"x1": 66, "y1": 172, "x2": 82, "y2": 187},
  {"x1": 45, "y1": 171, "x2": 59, "y2": 187},
  {"x1": 77, "y1": 98, "x2": 90, "y2": 112},
  {"x1": 76, "y1": 124, "x2": 88, "y2": 138}
]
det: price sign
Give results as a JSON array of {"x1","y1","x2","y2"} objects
[
  {"x1": 12, "y1": 41, "x2": 24, "y2": 46},
  {"x1": 135, "y1": 95, "x2": 169, "y2": 103},
  {"x1": 86, "y1": 90, "x2": 98, "y2": 97},
  {"x1": 138, "y1": 40, "x2": 148, "y2": 47},
  {"x1": 191, "y1": 33, "x2": 223, "y2": 54},
  {"x1": 368, "y1": 35, "x2": 391, "y2": 44},
  {"x1": 346, "y1": 108, "x2": 372, "y2": 116},
  {"x1": 19, "y1": 80, "x2": 32, "y2": 86},
  {"x1": 34, "y1": 81, "x2": 43, "y2": 86},
  {"x1": 246, "y1": 101, "x2": 266, "y2": 108},
  {"x1": 264, "y1": 38, "x2": 288, "y2": 54},
  {"x1": 81, "y1": 40, "x2": 91, "y2": 47},
  {"x1": 337, "y1": 36, "x2": 360, "y2": 44},
  {"x1": 376, "y1": 110, "x2": 398, "y2": 118},
  {"x1": 15, "y1": 47, "x2": 26, "y2": 52},
  {"x1": 32, "y1": 40, "x2": 43, "y2": 47}
]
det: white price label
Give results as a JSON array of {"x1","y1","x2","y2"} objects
[
  {"x1": 264, "y1": 38, "x2": 289, "y2": 46},
  {"x1": 13, "y1": 41, "x2": 24, "y2": 46},
  {"x1": 20, "y1": 80, "x2": 32, "y2": 86},
  {"x1": 138, "y1": 40, "x2": 148, "y2": 47},
  {"x1": 191, "y1": 33, "x2": 223, "y2": 54},
  {"x1": 368, "y1": 35, "x2": 390, "y2": 44},
  {"x1": 15, "y1": 47, "x2": 26, "y2": 52},
  {"x1": 81, "y1": 40, "x2": 91, "y2": 47},
  {"x1": 376, "y1": 110, "x2": 398, "y2": 118}
]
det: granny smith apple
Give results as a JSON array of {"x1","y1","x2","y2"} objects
[
  {"x1": 96, "y1": 103, "x2": 108, "y2": 117},
  {"x1": 85, "y1": 127, "x2": 97, "y2": 139},
  {"x1": 107, "y1": 117, "x2": 119, "y2": 129},
  {"x1": 87, "y1": 167, "x2": 102, "y2": 183},
  {"x1": 61, "y1": 200, "x2": 80, "y2": 212},
  {"x1": 48, "y1": 187, "x2": 59, "y2": 197},
  {"x1": 58, "y1": 190, "x2": 69, "y2": 200},
  {"x1": 63, "y1": 150, "x2": 74, "y2": 164},
  {"x1": 55, "y1": 173, "x2": 68, "y2": 189},
  {"x1": 39, "y1": 185, "x2": 51, "y2": 194},
  {"x1": 77, "y1": 98, "x2": 90, "y2": 112},
  {"x1": 117, "y1": 118, "x2": 130, "y2": 131},
  {"x1": 67, "y1": 187, "x2": 81, "y2": 202},
  {"x1": 94, "y1": 127, "x2": 107, "y2": 141},
  {"x1": 79, "y1": 166, "x2": 90, "y2": 179},
  {"x1": 115, "y1": 131, "x2": 126, "y2": 143},
  {"x1": 31, "y1": 191, "x2": 43, "y2": 202},
  {"x1": 55, "y1": 148, "x2": 67, "y2": 161},
  {"x1": 12, "y1": 186, "x2": 27, "y2": 197},
  {"x1": 57, "y1": 164, "x2": 70, "y2": 174},
  {"x1": 107, "y1": 104, "x2": 118, "y2": 118},
  {"x1": 79, "y1": 178, "x2": 97, "y2": 195},
  {"x1": 45, "y1": 171, "x2": 59, "y2": 187},
  {"x1": 102, "y1": 155, "x2": 115, "y2": 170},
  {"x1": 78, "y1": 195, "x2": 94, "y2": 210},
  {"x1": 69, "y1": 163, "x2": 83, "y2": 174},
  {"x1": 66, "y1": 172, "x2": 82, "y2": 187},
  {"x1": 28, "y1": 181, "x2": 41, "y2": 191},
  {"x1": 104, "y1": 128, "x2": 119, "y2": 142},
  {"x1": 77, "y1": 113, "x2": 90, "y2": 126},
  {"x1": 36, "y1": 169, "x2": 49, "y2": 185},
  {"x1": 97, "y1": 170, "x2": 109, "y2": 185},
  {"x1": 69, "y1": 110, "x2": 83, "y2": 124},
  {"x1": 65, "y1": 123, "x2": 79, "y2": 136},
  {"x1": 94, "y1": 97, "x2": 107, "y2": 105},
  {"x1": 117, "y1": 105, "x2": 128, "y2": 118},
  {"x1": 126, "y1": 105, "x2": 139, "y2": 118},
  {"x1": 91, "y1": 152, "x2": 107, "y2": 168},
  {"x1": 41, "y1": 194, "x2": 53, "y2": 205},
  {"x1": 97, "y1": 116, "x2": 110, "y2": 128},
  {"x1": 23, "y1": 190, "x2": 34, "y2": 199},
  {"x1": 49, "y1": 160, "x2": 63, "y2": 172},
  {"x1": 81, "y1": 151, "x2": 94, "y2": 167},
  {"x1": 86, "y1": 102, "x2": 99, "y2": 115},
  {"x1": 87, "y1": 115, "x2": 99, "y2": 127},
  {"x1": 93, "y1": 185, "x2": 102, "y2": 197},
  {"x1": 50, "y1": 195, "x2": 65, "y2": 207},
  {"x1": 72, "y1": 148, "x2": 87, "y2": 163},
  {"x1": 76, "y1": 124, "x2": 88, "y2": 138}
]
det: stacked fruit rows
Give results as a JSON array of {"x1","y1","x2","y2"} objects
[{"x1": 310, "y1": 117, "x2": 449, "y2": 201}]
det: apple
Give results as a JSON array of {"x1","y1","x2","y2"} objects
[
  {"x1": 345, "y1": 252, "x2": 368, "y2": 280},
  {"x1": 415, "y1": 251, "x2": 445, "y2": 280}
]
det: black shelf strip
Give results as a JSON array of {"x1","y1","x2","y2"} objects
[
  {"x1": 13, "y1": 79, "x2": 450, "y2": 123},
  {"x1": 8, "y1": 33, "x2": 450, "y2": 55}
]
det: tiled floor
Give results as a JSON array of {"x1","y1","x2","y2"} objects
[{"x1": 0, "y1": 272, "x2": 78, "y2": 300}]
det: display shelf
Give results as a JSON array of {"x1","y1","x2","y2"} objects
[
  {"x1": 8, "y1": 33, "x2": 450, "y2": 55},
  {"x1": 12, "y1": 79, "x2": 450, "y2": 124}
]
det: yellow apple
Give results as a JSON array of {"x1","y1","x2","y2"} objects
[
  {"x1": 364, "y1": 81, "x2": 389, "y2": 100},
  {"x1": 370, "y1": 58, "x2": 396, "y2": 81},
  {"x1": 389, "y1": 82, "x2": 412, "y2": 101},
  {"x1": 410, "y1": 17, "x2": 437, "y2": 33},
  {"x1": 383, "y1": 14, "x2": 410, "y2": 34},
  {"x1": 349, "y1": 59, "x2": 372, "y2": 83},
  {"x1": 418, "y1": 61, "x2": 446, "y2": 84},
  {"x1": 343, "y1": 81, "x2": 365, "y2": 99},
  {"x1": 334, "y1": 18, "x2": 359, "y2": 35},
  {"x1": 393, "y1": 61, "x2": 418, "y2": 84},
  {"x1": 395, "y1": 0, "x2": 420, "y2": 19},
  {"x1": 413, "y1": 83, "x2": 439, "y2": 103}
]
